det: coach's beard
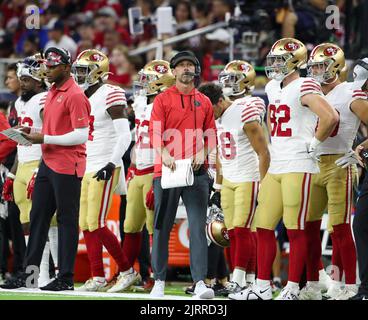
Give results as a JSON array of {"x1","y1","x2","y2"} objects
[{"x1": 179, "y1": 73, "x2": 195, "y2": 84}]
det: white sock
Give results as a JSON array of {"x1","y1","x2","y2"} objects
[
  {"x1": 286, "y1": 281, "x2": 299, "y2": 291},
  {"x1": 330, "y1": 279, "x2": 342, "y2": 289},
  {"x1": 246, "y1": 273, "x2": 256, "y2": 284},
  {"x1": 345, "y1": 284, "x2": 357, "y2": 291},
  {"x1": 319, "y1": 268, "x2": 329, "y2": 279},
  {"x1": 39, "y1": 241, "x2": 50, "y2": 282},
  {"x1": 24, "y1": 235, "x2": 29, "y2": 246},
  {"x1": 256, "y1": 279, "x2": 271, "y2": 288},
  {"x1": 120, "y1": 267, "x2": 133, "y2": 276},
  {"x1": 93, "y1": 276, "x2": 106, "y2": 283},
  {"x1": 232, "y1": 268, "x2": 246, "y2": 287},
  {"x1": 48, "y1": 226, "x2": 58, "y2": 269}
]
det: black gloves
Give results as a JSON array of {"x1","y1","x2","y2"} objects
[
  {"x1": 209, "y1": 191, "x2": 221, "y2": 209},
  {"x1": 93, "y1": 162, "x2": 116, "y2": 181}
]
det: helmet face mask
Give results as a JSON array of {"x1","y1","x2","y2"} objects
[
  {"x1": 135, "y1": 60, "x2": 175, "y2": 97},
  {"x1": 206, "y1": 206, "x2": 230, "y2": 247},
  {"x1": 308, "y1": 43, "x2": 345, "y2": 84},
  {"x1": 218, "y1": 60, "x2": 255, "y2": 97},
  {"x1": 17, "y1": 55, "x2": 47, "y2": 82},
  {"x1": 72, "y1": 49, "x2": 109, "y2": 90},
  {"x1": 265, "y1": 54, "x2": 293, "y2": 81}
]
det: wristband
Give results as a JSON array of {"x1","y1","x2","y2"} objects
[
  {"x1": 7, "y1": 172, "x2": 16, "y2": 180},
  {"x1": 310, "y1": 137, "x2": 322, "y2": 150},
  {"x1": 213, "y1": 183, "x2": 222, "y2": 190}
]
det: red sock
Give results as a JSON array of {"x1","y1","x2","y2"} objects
[
  {"x1": 228, "y1": 229, "x2": 236, "y2": 272},
  {"x1": 234, "y1": 227, "x2": 252, "y2": 269},
  {"x1": 305, "y1": 220, "x2": 322, "y2": 281},
  {"x1": 247, "y1": 231, "x2": 257, "y2": 273},
  {"x1": 330, "y1": 232, "x2": 343, "y2": 281},
  {"x1": 287, "y1": 229, "x2": 307, "y2": 283},
  {"x1": 83, "y1": 230, "x2": 104, "y2": 277},
  {"x1": 97, "y1": 226, "x2": 131, "y2": 272},
  {"x1": 332, "y1": 224, "x2": 356, "y2": 284},
  {"x1": 122, "y1": 232, "x2": 142, "y2": 267},
  {"x1": 256, "y1": 228, "x2": 276, "y2": 281}
]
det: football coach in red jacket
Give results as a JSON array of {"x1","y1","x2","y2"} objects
[{"x1": 148, "y1": 51, "x2": 217, "y2": 299}]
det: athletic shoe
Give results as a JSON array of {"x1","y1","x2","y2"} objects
[
  {"x1": 143, "y1": 278, "x2": 155, "y2": 292},
  {"x1": 319, "y1": 270, "x2": 333, "y2": 293},
  {"x1": 75, "y1": 278, "x2": 108, "y2": 292},
  {"x1": 40, "y1": 278, "x2": 73, "y2": 291},
  {"x1": 229, "y1": 283, "x2": 272, "y2": 300},
  {"x1": 349, "y1": 291, "x2": 368, "y2": 300},
  {"x1": 150, "y1": 280, "x2": 165, "y2": 298},
  {"x1": 224, "y1": 281, "x2": 243, "y2": 295},
  {"x1": 38, "y1": 275, "x2": 52, "y2": 288},
  {"x1": 107, "y1": 269, "x2": 141, "y2": 293},
  {"x1": 100, "y1": 274, "x2": 118, "y2": 292},
  {"x1": 212, "y1": 283, "x2": 229, "y2": 297},
  {"x1": 0, "y1": 273, "x2": 27, "y2": 289},
  {"x1": 185, "y1": 283, "x2": 195, "y2": 295},
  {"x1": 275, "y1": 286, "x2": 299, "y2": 300},
  {"x1": 323, "y1": 283, "x2": 342, "y2": 300},
  {"x1": 334, "y1": 286, "x2": 358, "y2": 300},
  {"x1": 271, "y1": 280, "x2": 282, "y2": 294},
  {"x1": 193, "y1": 280, "x2": 214, "y2": 299},
  {"x1": 299, "y1": 282, "x2": 322, "y2": 300}
]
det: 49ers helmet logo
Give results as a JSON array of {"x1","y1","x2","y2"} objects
[
  {"x1": 284, "y1": 41, "x2": 300, "y2": 51},
  {"x1": 154, "y1": 64, "x2": 168, "y2": 74},
  {"x1": 239, "y1": 64, "x2": 250, "y2": 72},
  {"x1": 323, "y1": 46, "x2": 338, "y2": 56},
  {"x1": 90, "y1": 53, "x2": 104, "y2": 62}
]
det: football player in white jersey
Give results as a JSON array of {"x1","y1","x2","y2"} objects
[
  {"x1": 122, "y1": 60, "x2": 175, "y2": 278},
  {"x1": 199, "y1": 61, "x2": 270, "y2": 295},
  {"x1": 232, "y1": 38, "x2": 339, "y2": 300},
  {"x1": 299, "y1": 44, "x2": 368, "y2": 300},
  {"x1": 72, "y1": 49, "x2": 138, "y2": 293}
]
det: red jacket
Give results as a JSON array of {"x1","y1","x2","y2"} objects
[
  {"x1": 149, "y1": 85, "x2": 217, "y2": 177},
  {"x1": 0, "y1": 112, "x2": 17, "y2": 163}
]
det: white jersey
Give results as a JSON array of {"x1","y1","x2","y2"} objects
[
  {"x1": 318, "y1": 82, "x2": 367, "y2": 155},
  {"x1": 216, "y1": 96, "x2": 266, "y2": 182},
  {"x1": 266, "y1": 77, "x2": 322, "y2": 174},
  {"x1": 15, "y1": 92, "x2": 46, "y2": 163},
  {"x1": 86, "y1": 84, "x2": 127, "y2": 173},
  {"x1": 133, "y1": 99, "x2": 155, "y2": 170}
]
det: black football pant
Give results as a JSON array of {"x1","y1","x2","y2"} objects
[
  {"x1": 207, "y1": 243, "x2": 229, "y2": 280},
  {"x1": 24, "y1": 161, "x2": 81, "y2": 284},
  {"x1": 354, "y1": 173, "x2": 368, "y2": 294}
]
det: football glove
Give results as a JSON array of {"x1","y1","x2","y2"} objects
[
  {"x1": 93, "y1": 162, "x2": 115, "y2": 181},
  {"x1": 209, "y1": 191, "x2": 221, "y2": 209},
  {"x1": 2, "y1": 173, "x2": 15, "y2": 202},
  {"x1": 308, "y1": 137, "x2": 321, "y2": 162},
  {"x1": 26, "y1": 170, "x2": 38, "y2": 200},
  {"x1": 335, "y1": 150, "x2": 360, "y2": 168},
  {"x1": 145, "y1": 186, "x2": 154, "y2": 211}
]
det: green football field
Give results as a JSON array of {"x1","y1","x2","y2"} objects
[{"x1": 0, "y1": 282, "x2": 204, "y2": 300}]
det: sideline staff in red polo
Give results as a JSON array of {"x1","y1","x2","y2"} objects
[{"x1": 6, "y1": 47, "x2": 91, "y2": 291}]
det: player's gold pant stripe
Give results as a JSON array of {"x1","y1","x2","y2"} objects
[
  {"x1": 98, "y1": 173, "x2": 115, "y2": 229},
  {"x1": 245, "y1": 181, "x2": 259, "y2": 228},
  {"x1": 344, "y1": 166, "x2": 353, "y2": 224},
  {"x1": 298, "y1": 173, "x2": 311, "y2": 230}
]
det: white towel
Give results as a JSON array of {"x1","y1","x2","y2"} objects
[{"x1": 161, "y1": 158, "x2": 194, "y2": 189}]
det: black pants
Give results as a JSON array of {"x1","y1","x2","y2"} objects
[
  {"x1": 354, "y1": 173, "x2": 368, "y2": 293},
  {"x1": 207, "y1": 243, "x2": 228, "y2": 280},
  {"x1": 0, "y1": 217, "x2": 10, "y2": 274},
  {"x1": 24, "y1": 161, "x2": 81, "y2": 283},
  {"x1": 138, "y1": 225, "x2": 151, "y2": 281},
  {"x1": 7, "y1": 201, "x2": 25, "y2": 273}
]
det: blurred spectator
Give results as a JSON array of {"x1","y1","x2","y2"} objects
[
  {"x1": 174, "y1": 1, "x2": 195, "y2": 34},
  {"x1": 102, "y1": 31, "x2": 123, "y2": 57},
  {"x1": 76, "y1": 21, "x2": 98, "y2": 56},
  {"x1": 94, "y1": 6, "x2": 132, "y2": 48},
  {"x1": 210, "y1": 0, "x2": 234, "y2": 23},
  {"x1": 0, "y1": 33, "x2": 15, "y2": 58},
  {"x1": 22, "y1": 34, "x2": 41, "y2": 57},
  {"x1": 108, "y1": 45, "x2": 143, "y2": 87},
  {"x1": 0, "y1": 0, "x2": 26, "y2": 27},
  {"x1": 201, "y1": 28, "x2": 230, "y2": 81},
  {"x1": 83, "y1": 0, "x2": 123, "y2": 17},
  {"x1": 44, "y1": 20, "x2": 78, "y2": 59},
  {"x1": 4, "y1": 63, "x2": 21, "y2": 98},
  {"x1": 191, "y1": 0, "x2": 210, "y2": 28}
]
